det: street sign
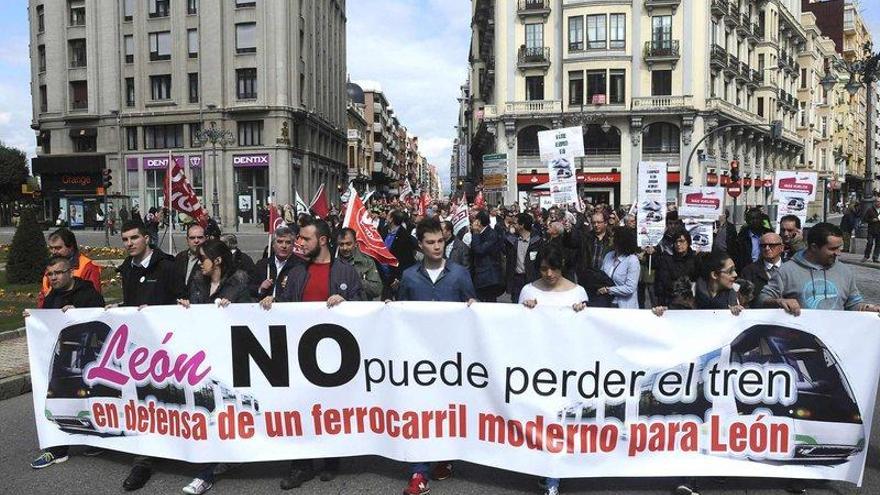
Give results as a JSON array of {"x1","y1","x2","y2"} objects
[{"x1": 727, "y1": 183, "x2": 742, "y2": 199}]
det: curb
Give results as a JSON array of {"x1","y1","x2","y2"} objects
[
  {"x1": 841, "y1": 259, "x2": 880, "y2": 271},
  {"x1": 0, "y1": 372, "x2": 31, "y2": 401},
  {"x1": 0, "y1": 327, "x2": 25, "y2": 343}
]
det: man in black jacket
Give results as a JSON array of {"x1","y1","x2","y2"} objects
[
  {"x1": 740, "y1": 232, "x2": 784, "y2": 304},
  {"x1": 380, "y1": 209, "x2": 417, "y2": 299},
  {"x1": 221, "y1": 233, "x2": 256, "y2": 277},
  {"x1": 731, "y1": 208, "x2": 771, "y2": 271},
  {"x1": 862, "y1": 197, "x2": 880, "y2": 262},
  {"x1": 28, "y1": 255, "x2": 105, "y2": 470},
  {"x1": 260, "y1": 219, "x2": 362, "y2": 490},
  {"x1": 505, "y1": 213, "x2": 543, "y2": 303},
  {"x1": 250, "y1": 226, "x2": 301, "y2": 300},
  {"x1": 441, "y1": 220, "x2": 470, "y2": 269},
  {"x1": 173, "y1": 224, "x2": 206, "y2": 296},
  {"x1": 112, "y1": 220, "x2": 177, "y2": 491}
]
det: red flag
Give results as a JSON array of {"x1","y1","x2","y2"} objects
[
  {"x1": 310, "y1": 183, "x2": 329, "y2": 218},
  {"x1": 474, "y1": 190, "x2": 485, "y2": 209},
  {"x1": 342, "y1": 186, "x2": 398, "y2": 267},
  {"x1": 268, "y1": 203, "x2": 286, "y2": 234},
  {"x1": 164, "y1": 157, "x2": 209, "y2": 226},
  {"x1": 418, "y1": 191, "x2": 428, "y2": 216}
]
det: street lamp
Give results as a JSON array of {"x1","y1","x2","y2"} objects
[
  {"x1": 820, "y1": 42, "x2": 880, "y2": 235},
  {"x1": 196, "y1": 117, "x2": 235, "y2": 224}
]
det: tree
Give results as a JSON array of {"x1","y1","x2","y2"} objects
[
  {"x1": 6, "y1": 206, "x2": 47, "y2": 284},
  {"x1": 0, "y1": 142, "x2": 29, "y2": 226}
]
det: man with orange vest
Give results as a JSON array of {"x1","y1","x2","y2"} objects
[{"x1": 37, "y1": 228, "x2": 102, "y2": 308}]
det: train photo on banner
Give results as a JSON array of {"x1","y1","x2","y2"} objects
[
  {"x1": 560, "y1": 324, "x2": 865, "y2": 464},
  {"x1": 43, "y1": 321, "x2": 259, "y2": 437}
]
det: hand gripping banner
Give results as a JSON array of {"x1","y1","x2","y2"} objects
[{"x1": 25, "y1": 305, "x2": 880, "y2": 485}]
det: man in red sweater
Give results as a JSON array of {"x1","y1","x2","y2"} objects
[{"x1": 37, "y1": 228, "x2": 102, "y2": 308}]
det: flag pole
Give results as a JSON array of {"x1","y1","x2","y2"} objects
[
  {"x1": 267, "y1": 192, "x2": 274, "y2": 282},
  {"x1": 167, "y1": 150, "x2": 173, "y2": 254}
]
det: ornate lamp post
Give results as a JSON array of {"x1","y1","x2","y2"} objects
[
  {"x1": 820, "y1": 42, "x2": 880, "y2": 236},
  {"x1": 196, "y1": 120, "x2": 235, "y2": 224}
]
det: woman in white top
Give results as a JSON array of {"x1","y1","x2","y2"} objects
[
  {"x1": 597, "y1": 226, "x2": 641, "y2": 309},
  {"x1": 518, "y1": 244, "x2": 586, "y2": 495}
]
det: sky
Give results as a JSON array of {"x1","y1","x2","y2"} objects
[{"x1": 2, "y1": 1, "x2": 880, "y2": 192}]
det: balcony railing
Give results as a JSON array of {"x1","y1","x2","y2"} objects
[
  {"x1": 644, "y1": 40, "x2": 680, "y2": 63},
  {"x1": 517, "y1": 0, "x2": 550, "y2": 15},
  {"x1": 518, "y1": 46, "x2": 550, "y2": 67},
  {"x1": 706, "y1": 97, "x2": 760, "y2": 124},
  {"x1": 486, "y1": 100, "x2": 562, "y2": 119},
  {"x1": 711, "y1": 0, "x2": 728, "y2": 17},
  {"x1": 710, "y1": 44, "x2": 728, "y2": 69},
  {"x1": 631, "y1": 95, "x2": 694, "y2": 111}
]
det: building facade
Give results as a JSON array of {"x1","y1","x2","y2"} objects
[
  {"x1": 29, "y1": 0, "x2": 347, "y2": 228},
  {"x1": 468, "y1": 0, "x2": 810, "y2": 208}
]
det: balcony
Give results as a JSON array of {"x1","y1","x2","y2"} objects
[
  {"x1": 710, "y1": 44, "x2": 728, "y2": 70},
  {"x1": 487, "y1": 100, "x2": 562, "y2": 119},
  {"x1": 737, "y1": 13, "x2": 751, "y2": 36},
  {"x1": 631, "y1": 95, "x2": 694, "y2": 112},
  {"x1": 706, "y1": 97, "x2": 760, "y2": 125},
  {"x1": 644, "y1": 0, "x2": 680, "y2": 13},
  {"x1": 517, "y1": 0, "x2": 550, "y2": 18},
  {"x1": 750, "y1": 68, "x2": 762, "y2": 85},
  {"x1": 724, "y1": 7, "x2": 738, "y2": 27},
  {"x1": 518, "y1": 46, "x2": 550, "y2": 70},
  {"x1": 844, "y1": 18, "x2": 855, "y2": 34},
  {"x1": 736, "y1": 62, "x2": 750, "y2": 82},
  {"x1": 643, "y1": 40, "x2": 680, "y2": 67},
  {"x1": 753, "y1": 22, "x2": 764, "y2": 40},
  {"x1": 711, "y1": 0, "x2": 728, "y2": 17},
  {"x1": 724, "y1": 55, "x2": 740, "y2": 77}
]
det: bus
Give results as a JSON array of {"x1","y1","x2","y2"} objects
[
  {"x1": 560, "y1": 324, "x2": 865, "y2": 464},
  {"x1": 44, "y1": 321, "x2": 260, "y2": 437}
]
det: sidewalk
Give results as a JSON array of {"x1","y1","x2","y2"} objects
[{"x1": 0, "y1": 329, "x2": 30, "y2": 401}]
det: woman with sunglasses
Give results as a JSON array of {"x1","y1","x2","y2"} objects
[{"x1": 176, "y1": 238, "x2": 252, "y2": 495}]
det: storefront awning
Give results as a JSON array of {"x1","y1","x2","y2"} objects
[{"x1": 32, "y1": 154, "x2": 106, "y2": 175}]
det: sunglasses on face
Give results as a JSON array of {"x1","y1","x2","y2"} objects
[{"x1": 760, "y1": 243, "x2": 783, "y2": 248}]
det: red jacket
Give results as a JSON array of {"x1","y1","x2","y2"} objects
[{"x1": 38, "y1": 253, "x2": 102, "y2": 308}]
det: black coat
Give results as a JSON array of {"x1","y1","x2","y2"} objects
[
  {"x1": 384, "y1": 227, "x2": 417, "y2": 284},
  {"x1": 232, "y1": 249, "x2": 257, "y2": 278},
  {"x1": 117, "y1": 249, "x2": 178, "y2": 306},
  {"x1": 653, "y1": 251, "x2": 698, "y2": 307},
  {"x1": 188, "y1": 269, "x2": 253, "y2": 304},
  {"x1": 504, "y1": 233, "x2": 543, "y2": 288},
  {"x1": 446, "y1": 237, "x2": 471, "y2": 270},
  {"x1": 470, "y1": 226, "x2": 503, "y2": 289},
  {"x1": 43, "y1": 277, "x2": 106, "y2": 309},
  {"x1": 731, "y1": 226, "x2": 770, "y2": 272},
  {"x1": 173, "y1": 251, "x2": 200, "y2": 297},
  {"x1": 739, "y1": 260, "x2": 775, "y2": 304},
  {"x1": 250, "y1": 256, "x2": 302, "y2": 299}
]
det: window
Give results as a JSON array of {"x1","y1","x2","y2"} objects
[
  {"x1": 39, "y1": 85, "x2": 47, "y2": 113},
  {"x1": 568, "y1": 16, "x2": 583, "y2": 51},
  {"x1": 189, "y1": 123, "x2": 202, "y2": 147},
  {"x1": 41, "y1": 131, "x2": 51, "y2": 154},
  {"x1": 569, "y1": 71, "x2": 584, "y2": 106},
  {"x1": 126, "y1": 127, "x2": 138, "y2": 150},
  {"x1": 124, "y1": 35, "x2": 134, "y2": 63},
  {"x1": 237, "y1": 121, "x2": 263, "y2": 146},
  {"x1": 651, "y1": 70, "x2": 672, "y2": 96},
  {"x1": 189, "y1": 163, "x2": 203, "y2": 199},
  {"x1": 525, "y1": 23, "x2": 543, "y2": 49},
  {"x1": 144, "y1": 125, "x2": 183, "y2": 149},
  {"x1": 188, "y1": 29, "x2": 199, "y2": 58},
  {"x1": 609, "y1": 14, "x2": 625, "y2": 49},
  {"x1": 124, "y1": 0, "x2": 134, "y2": 20},
  {"x1": 149, "y1": 31, "x2": 171, "y2": 61},
  {"x1": 188, "y1": 0, "x2": 198, "y2": 15},
  {"x1": 609, "y1": 69, "x2": 625, "y2": 104},
  {"x1": 73, "y1": 134, "x2": 96, "y2": 152},
  {"x1": 69, "y1": 39, "x2": 87, "y2": 67},
  {"x1": 38, "y1": 45, "x2": 46, "y2": 72},
  {"x1": 236, "y1": 0, "x2": 256, "y2": 7},
  {"x1": 525, "y1": 76, "x2": 544, "y2": 101},
  {"x1": 150, "y1": 74, "x2": 172, "y2": 100},
  {"x1": 651, "y1": 16, "x2": 672, "y2": 48},
  {"x1": 798, "y1": 102, "x2": 806, "y2": 127},
  {"x1": 125, "y1": 77, "x2": 135, "y2": 106},
  {"x1": 145, "y1": 170, "x2": 166, "y2": 210},
  {"x1": 587, "y1": 15, "x2": 606, "y2": 50},
  {"x1": 236, "y1": 68, "x2": 257, "y2": 99},
  {"x1": 801, "y1": 68, "x2": 807, "y2": 88},
  {"x1": 70, "y1": 80, "x2": 88, "y2": 109},
  {"x1": 36, "y1": 5, "x2": 44, "y2": 32},
  {"x1": 821, "y1": 116, "x2": 828, "y2": 138},
  {"x1": 643, "y1": 123, "x2": 680, "y2": 154},
  {"x1": 149, "y1": 0, "x2": 170, "y2": 18},
  {"x1": 188, "y1": 73, "x2": 199, "y2": 103},
  {"x1": 586, "y1": 70, "x2": 607, "y2": 104},
  {"x1": 69, "y1": 0, "x2": 85, "y2": 26},
  {"x1": 236, "y1": 23, "x2": 257, "y2": 53}
]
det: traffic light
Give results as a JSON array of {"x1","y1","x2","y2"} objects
[
  {"x1": 770, "y1": 120, "x2": 783, "y2": 139},
  {"x1": 730, "y1": 160, "x2": 741, "y2": 183},
  {"x1": 102, "y1": 168, "x2": 113, "y2": 190}
]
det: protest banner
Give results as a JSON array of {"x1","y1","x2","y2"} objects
[
  {"x1": 683, "y1": 218, "x2": 715, "y2": 253},
  {"x1": 680, "y1": 186, "x2": 725, "y2": 220},
  {"x1": 482, "y1": 154, "x2": 508, "y2": 192},
  {"x1": 637, "y1": 162, "x2": 667, "y2": 247},
  {"x1": 773, "y1": 171, "x2": 818, "y2": 202},
  {"x1": 26, "y1": 304, "x2": 880, "y2": 485},
  {"x1": 537, "y1": 127, "x2": 585, "y2": 163}
]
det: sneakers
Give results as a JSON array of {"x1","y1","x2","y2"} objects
[
  {"x1": 544, "y1": 487, "x2": 560, "y2": 495},
  {"x1": 403, "y1": 473, "x2": 430, "y2": 495},
  {"x1": 122, "y1": 465, "x2": 153, "y2": 491},
  {"x1": 431, "y1": 462, "x2": 452, "y2": 480},
  {"x1": 182, "y1": 478, "x2": 213, "y2": 495},
  {"x1": 280, "y1": 462, "x2": 315, "y2": 490},
  {"x1": 30, "y1": 451, "x2": 68, "y2": 469}
]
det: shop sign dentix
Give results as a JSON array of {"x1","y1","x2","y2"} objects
[{"x1": 233, "y1": 154, "x2": 271, "y2": 168}]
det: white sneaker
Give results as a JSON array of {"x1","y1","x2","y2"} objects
[
  {"x1": 182, "y1": 478, "x2": 213, "y2": 495},
  {"x1": 545, "y1": 486, "x2": 560, "y2": 495}
]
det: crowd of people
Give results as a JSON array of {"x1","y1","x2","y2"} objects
[{"x1": 24, "y1": 193, "x2": 880, "y2": 495}]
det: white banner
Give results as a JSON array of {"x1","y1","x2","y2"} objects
[
  {"x1": 538, "y1": 127, "x2": 585, "y2": 163},
  {"x1": 637, "y1": 162, "x2": 668, "y2": 247},
  {"x1": 482, "y1": 154, "x2": 508, "y2": 192},
  {"x1": 26, "y1": 305, "x2": 880, "y2": 485},
  {"x1": 774, "y1": 171, "x2": 818, "y2": 202},
  {"x1": 683, "y1": 218, "x2": 715, "y2": 253},
  {"x1": 680, "y1": 187, "x2": 725, "y2": 220}
]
